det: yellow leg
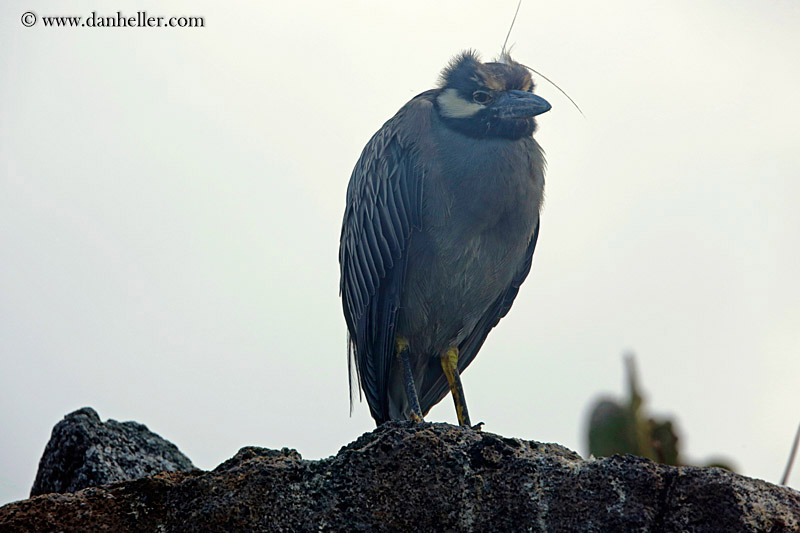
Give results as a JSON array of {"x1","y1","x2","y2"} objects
[
  {"x1": 396, "y1": 336, "x2": 423, "y2": 422},
  {"x1": 441, "y1": 347, "x2": 471, "y2": 427}
]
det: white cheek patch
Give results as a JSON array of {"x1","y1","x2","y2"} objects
[{"x1": 437, "y1": 88, "x2": 483, "y2": 118}]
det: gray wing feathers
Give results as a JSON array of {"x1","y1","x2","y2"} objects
[{"x1": 340, "y1": 106, "x2": 425, "y2": 422}]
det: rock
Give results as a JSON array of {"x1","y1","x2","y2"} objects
[
  {"x1": 30, "y1": 407, "x2": 196, "y2": 497},
  {"x1": 2, "y1": 421, "x2": 797, "y2": 532}
]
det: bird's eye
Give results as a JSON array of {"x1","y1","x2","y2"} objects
[{"x1": 472, "y1": 91, "x2": 492, "y2": 104}]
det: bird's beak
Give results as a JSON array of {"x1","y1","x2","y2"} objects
[{"x1": 495, "y1": 90, "x2": 551, "y2": 118}]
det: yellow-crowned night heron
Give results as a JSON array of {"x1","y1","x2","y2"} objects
[{"x1": 339, "y1": 51, "x2": 551, "y2": 426}]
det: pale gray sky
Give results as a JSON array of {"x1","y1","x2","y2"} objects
[{"x1": 2, "y1": 1, "x2": 799, "y2": 505}]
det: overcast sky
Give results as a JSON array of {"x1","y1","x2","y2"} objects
[{"x1": 2, "y1": 1, "x2": 799, "y2": 505}]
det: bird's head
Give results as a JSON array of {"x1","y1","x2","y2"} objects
[{"x1": 435, "y1": 50, "x2": 551, "y2": 140}]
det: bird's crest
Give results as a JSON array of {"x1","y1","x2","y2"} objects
[{"x1": 438, "y1": 51, "x2": 533, "y2": 93}]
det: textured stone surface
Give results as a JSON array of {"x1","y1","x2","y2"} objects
[
  {"x1": 30, "y1": 407, "x2": 196, "y2": 497},
  {"x1": 3, "y1": 421, "x2": 798, "y2": 532}
]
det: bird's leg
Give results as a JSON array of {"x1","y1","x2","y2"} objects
[
  {"x1": 441, "y1": 347, "x2": 471, "y2": 427},
  {"x1": 396, "y1": 336, "x2": 423, "y2": 422}
]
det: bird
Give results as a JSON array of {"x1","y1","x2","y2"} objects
[{"x1": 339, "y1": 50, "x2": 551, "y2": 427}]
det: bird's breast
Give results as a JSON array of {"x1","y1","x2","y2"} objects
[
  {"x1": 397, "y1": 126, "x2": 544, "y2": 353},
  {"x1": 422, "y1": 128, "x2": 544, "y2": 243}
]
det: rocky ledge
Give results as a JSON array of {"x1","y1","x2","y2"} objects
[{"x1": 1, "y1": 419, "x2": 798, "y2": 532}]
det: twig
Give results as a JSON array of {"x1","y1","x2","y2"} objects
[{"x1": 780, "y1": 422, "x2": 800, "y2": 485}]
